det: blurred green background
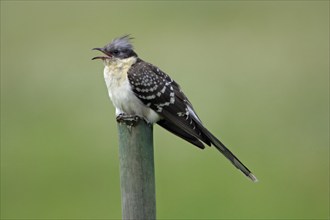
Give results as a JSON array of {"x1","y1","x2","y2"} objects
[{"x1": 1, "y1": 1, "x2": 329, "y2": 219}]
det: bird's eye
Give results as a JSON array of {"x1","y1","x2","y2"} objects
[{"x1": 113, "y1": 49, "x2": 119, "y2": 55}]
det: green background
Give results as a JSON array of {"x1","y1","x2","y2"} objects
[{"x1": 1, "y1": 1, "x2": 329, "y2": 219}]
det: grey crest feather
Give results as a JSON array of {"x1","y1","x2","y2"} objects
[{"x1": 106, "y1": 35, "x2": 134, "y2": 51}]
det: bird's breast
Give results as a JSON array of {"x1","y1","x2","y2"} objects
[
  {"x1": 103, "y1": 59, "x2": 160, "y2": 123},
  {"x1": 103, "y1": 57, "x2": 137, "y2": 100}
]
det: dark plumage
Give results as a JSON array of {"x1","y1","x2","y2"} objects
[{"x1": 127, "y1": 58, "x2": 257, "y2": 182}]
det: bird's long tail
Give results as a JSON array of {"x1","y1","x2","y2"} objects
[{"x1": 200, "y1": 127, "x2": 258, "y2": 182}]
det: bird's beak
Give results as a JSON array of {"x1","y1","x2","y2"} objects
[{"x1": 92, "y1": 47, "x2": 112, "y2": 60}]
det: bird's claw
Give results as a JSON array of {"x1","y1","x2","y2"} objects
[{"x1": 116, "y1": 114, "x2": 141, "y2": 127}]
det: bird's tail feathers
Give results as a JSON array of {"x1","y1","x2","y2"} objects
[{"x1": 200, "y1": 127, "x2": 258, "y2": 182}]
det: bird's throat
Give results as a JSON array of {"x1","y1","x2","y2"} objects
[{"x1": 104, "y1": 57, "x2": 137, "y2": 85}]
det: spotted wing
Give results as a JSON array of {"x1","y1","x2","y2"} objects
[
  {"x1": 127, "y1": 59, "x2": 257, "y2": 182},
  {"x1": 127, "y1": 59, "x2": 210, "y2": 148}
]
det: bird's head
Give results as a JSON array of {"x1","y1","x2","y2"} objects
[{"x1": 92, "y1": 35, "x2": 137, "y2": 62}]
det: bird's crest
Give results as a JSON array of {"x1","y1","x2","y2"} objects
[{"x1": 106, "y1": 35, "x2": 134, "y2": 51}]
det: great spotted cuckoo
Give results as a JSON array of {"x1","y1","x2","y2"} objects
[{"x1": 92, "y1": 35, "x2": 257, "y2": 182}]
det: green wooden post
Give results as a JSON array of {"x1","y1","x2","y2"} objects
[{"x1": 117, "y1": 119, "x2": 156, "y2": 220}]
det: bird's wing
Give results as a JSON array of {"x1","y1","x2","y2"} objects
[
  {"x1": 127, "y1": 59, "x2": 211, "y2": 146},
  {"x1": 127, "y1": 59, "x2": 257, "y2": 182},
  {"x1": 157, "y1": 119, "x2": 205, "y2": 149}
]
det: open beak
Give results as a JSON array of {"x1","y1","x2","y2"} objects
[{"x1": 92, "y1": 47, "x2": 112, "y2": 60}]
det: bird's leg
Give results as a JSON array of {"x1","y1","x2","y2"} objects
[{"x1": 116, "y1": 113, "x2": 141, "y2": 127}]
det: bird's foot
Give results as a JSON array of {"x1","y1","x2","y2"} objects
[{"x1": 116, "y1": 114, "x2": 141, "y2": 127}]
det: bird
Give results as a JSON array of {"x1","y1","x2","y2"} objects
[{"x1": 92, "y1": 35, "x2": 257, "y2": 182}]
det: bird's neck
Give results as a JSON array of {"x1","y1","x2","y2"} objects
[
  {"x1": 105, "y1": 56, "x2": 137, "y2": 73},
  {"x1": 104, "y1": 56, "x2": 138, "y2": 86}
]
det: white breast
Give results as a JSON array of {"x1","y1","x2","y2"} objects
[{"x1": 103, "y1": 59, "x2": 160, "y2": 123}]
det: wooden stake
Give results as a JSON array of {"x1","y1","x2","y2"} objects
[{"x1": 117, "y1": 119, "x2": 156, "y2": 220}]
